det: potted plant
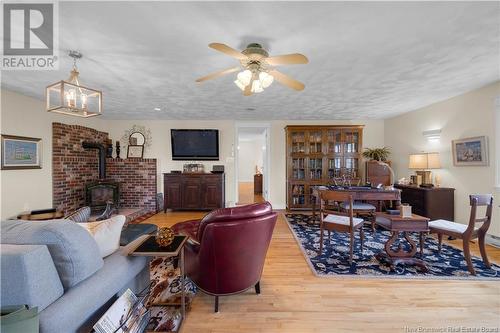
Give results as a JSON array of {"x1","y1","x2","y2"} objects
[{"x1": 362, "y1": 147, "x2": 391, "y2": 161}]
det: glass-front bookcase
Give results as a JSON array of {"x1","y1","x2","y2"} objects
[{"x1": 286, "y1": 125, "x2": 363, "y2": 209}]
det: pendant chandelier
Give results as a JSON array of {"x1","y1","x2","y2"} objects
[{"x1": 46, "y1": 51, "x2": 102, "y2": 118}]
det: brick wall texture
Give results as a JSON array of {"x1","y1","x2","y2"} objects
[{"x1": 52, "y1": 122, "x2": 157, "y2": 214}]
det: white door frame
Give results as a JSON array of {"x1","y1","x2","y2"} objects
[{"x1": 234, "y1": 122, "x2": 271, "y2": 204}]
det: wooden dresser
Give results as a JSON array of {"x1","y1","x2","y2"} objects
[
  {"x1": 394, "y1": 184, "x2": 455, "y2": 221},
  {"x1": 163, "y1": 173, "x2": 225, "y2": 211}
]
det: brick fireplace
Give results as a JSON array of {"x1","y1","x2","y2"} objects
[{"x1": 52, "y1": 122, "x2": 157, "y2": 215}]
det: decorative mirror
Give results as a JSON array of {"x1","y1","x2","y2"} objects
[
  {"x1": 129, "y1": 132, "x2": 145, "y2": 146},
  {"x1": 120, "y1": 125, "x2": 152, "y2": 158}
]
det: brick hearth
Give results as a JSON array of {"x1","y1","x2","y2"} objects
[{"x1": 52, "y1": 122, "x2": 157, "y2": 214}]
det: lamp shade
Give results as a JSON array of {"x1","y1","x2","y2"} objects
[
  {"x1": 409, "y1": 153, "x2": 428, "y2": 169},
  {"x1": 427, "y1": 152, "x2": 441, "y2": 169},
  {"x1": 409, "y1": 152, "x2": 441, "y2": 169}
]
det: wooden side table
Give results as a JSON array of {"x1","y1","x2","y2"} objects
[
  {"x1": 127, "y1": 234, "x2": 188, "y2": 331},
  {"x1": 375, "y1": 213, "x2": 430, "y2": 272}
]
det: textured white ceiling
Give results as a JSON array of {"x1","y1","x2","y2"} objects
[{"x1": 2, "y1": 1, "x2": 499, "y2": 120}]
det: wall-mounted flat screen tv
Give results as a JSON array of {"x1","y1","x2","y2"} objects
[{"x1": 171, "y1": 129, "x2": 219, "y2": 160}]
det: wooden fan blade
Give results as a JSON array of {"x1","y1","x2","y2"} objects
[
  {"x1": 268, "y1": 69, "x2": 305, "y2": 91},
  {"x1": 195, "y1": 66, "x2": 240, "y2": 83},
  {"x1": 209, "y1": 43, "x2": 248, "y2": 60},
  {"x1": 243, "y1": 79, "x2": 253, "y2": 96},
  {"x1": 265, "y1": 53, "x2": 308, "y2": 66}
]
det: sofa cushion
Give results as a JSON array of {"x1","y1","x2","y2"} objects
[
  {"x1": 77, "y1": 215, "x2": 126, "y2": 257},
  {"x1": 1, "y1": 219, "x2": 104, "y2": 290},
  {"x1": 1, "y1": 244, "x2": 64, "y2": 312}
]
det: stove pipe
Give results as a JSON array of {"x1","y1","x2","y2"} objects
[{"x1": 82, "y1": 142, "x2": 106, "y2": 179}]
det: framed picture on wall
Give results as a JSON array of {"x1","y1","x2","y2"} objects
[
  {"x1": 452, "y1": 136, "x2": 488, "y2": 166},
  {"x1": 1, "y1": 134, "x2": 42, "y2": 170},
  {"x1": 127, "y1": 145, "x2": 144, "y2": 158}
]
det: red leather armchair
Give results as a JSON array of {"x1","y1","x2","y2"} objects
[{"x1": 171, "y1": 202, "x2": 277, "y2": 312}]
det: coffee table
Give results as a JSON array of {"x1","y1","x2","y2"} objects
[
  {"x1": 127, "y1": 234, "x2": 188, "y2": 332},
  {"x1": 375, "y1": 213, "x2": 430, "y2": 272}
]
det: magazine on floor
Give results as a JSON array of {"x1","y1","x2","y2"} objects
[{"x1": 94, "y1": 289, "x2": 150, "y2": 333}]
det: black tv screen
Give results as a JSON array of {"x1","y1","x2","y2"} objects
[{"x1": 171, "y1": 129, "x2": 219, "y2": 160}]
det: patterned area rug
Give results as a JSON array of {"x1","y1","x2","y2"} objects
[
  {"x1": 146, "y1": 257, "x2": 198, "y2": 331},
  {"x1": 285, "y1": 213, "x2": 500, "y2": 280},
  {"x1": 129, "y1": 211, "x2": 157, "y2": 224}
]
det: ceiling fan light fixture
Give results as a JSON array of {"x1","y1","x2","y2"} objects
[
  {"x1": 237, "y1": 70, "x2": 252, "y2": 86},
  {"x1": 251, "y1": 79, "x2": 264, "y2": 93},
  {"x1": 234, "y1": 79, "x2": 246, "y2": 91},
  {"x1": 259, "y1": 71, "x2": 274, "y2": 88}
]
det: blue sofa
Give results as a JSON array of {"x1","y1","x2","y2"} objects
[{"x1": 0, "y1": 219, "x2": 151, "y2": 333}]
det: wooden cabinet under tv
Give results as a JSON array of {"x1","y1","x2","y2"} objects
[
  {"x1": 286, "y1": 125, "x2": 364, "y2": 210},
  {"x1": 163, "y1": 173, "x2": 225, "y2": 211}
]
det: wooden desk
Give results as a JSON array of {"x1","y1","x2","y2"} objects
[
  {"x1": 375, "y1": 213, "x2": 430, "y2": 272},
  {"x1": 311, "y1": 186, "x2": 401, "y2": 222}
]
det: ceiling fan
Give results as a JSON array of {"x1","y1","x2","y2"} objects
[{"x1": 196, "y1": 43, "x2": 308, "y2": 96}]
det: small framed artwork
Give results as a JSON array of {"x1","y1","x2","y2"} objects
[
  {"x1": 452, "y1": 136, "x2": 488, "y2": 166},
  {"x1": 1, "y1": 134, "x2": 42, "y2": 170},
  {"x1": 127, "y1": 145, "x2": 144, "y2": 158}
]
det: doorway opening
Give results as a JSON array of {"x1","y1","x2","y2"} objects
[{"x1": 235, "y1": 123, "x2": 270, "y2": 205}]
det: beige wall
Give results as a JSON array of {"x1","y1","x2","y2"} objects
[
  {"x1": 1, "y1": 89, "x2": 385, "y2": 216},
  {"x1": 4, "y1": 83, "x2": 497, "y2": 236},
  {"x1": 384, "y1": 81, "x2": 500, "y2": 237},
  {"x1": 104, "y1": 119, "x2": 385, "y2": 209},
  {"x1": 0, "y1": 89, "x2": 107, "y2": 219}
]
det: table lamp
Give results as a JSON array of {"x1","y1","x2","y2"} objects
[{"x1": 409, "y1": 152, "x2": 441, "y2": 187}]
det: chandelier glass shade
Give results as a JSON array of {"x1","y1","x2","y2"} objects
[
  {"x1": 46, "y1": 52, "x2": 102, "y2": 118},
  {"x1": 234, "y1": 69, "x2": 274, "y2": 93}
]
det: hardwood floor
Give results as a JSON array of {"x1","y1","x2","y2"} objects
[
  {"x1": 145, "y1": 211, "x2": 500, "y2": 333},
  {"x1": 238, "y1": 182, "x2": 265, "y2": 204}
]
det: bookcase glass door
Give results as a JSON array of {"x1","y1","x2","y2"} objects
[
  {"x1": 327, "y1": 157, "x2": 342, "y2": 180},
  {"x1": 291, "y1": 184, "x2": 306, "y2": 206},
  {"x1": 327, "y1": 129, "x2": 342, "y2": 154},
  {"x1": 308, "y1": 131, "x2": 323, "y2": 154},
  {"x1": 292, "y1": 158, "x2": 305, "y2": 180},
  {"x1": 343, "y1": 129, "x2": 360, "y2": 154},
  {"x1": 291, "y1": 131, "x2": 306, "y2": 153},
  {"x1": 309, "y1": 158, "x2": 323, "y2": 180},
  {"x1": 344, "y1": 157, "x2": 359, "y2": 179}
]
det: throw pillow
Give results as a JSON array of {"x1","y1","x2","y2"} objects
[
  {"x1": 65, "y1": 206, "x2": 91, "y2": 223},
  {"x1": 77, "y1": 215, "x2": 126, "y2": 258}
]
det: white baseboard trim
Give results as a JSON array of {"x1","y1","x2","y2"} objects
[{"x1": 486, "y1": 234, "x2": 500, "y2": 248}]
